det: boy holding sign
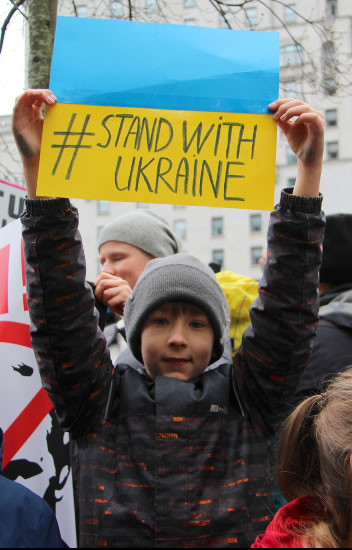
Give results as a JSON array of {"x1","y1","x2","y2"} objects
[{"x1": 15, "y1": 89, "x2": 324, "y2": 547}]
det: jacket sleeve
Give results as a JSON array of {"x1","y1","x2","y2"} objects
[
  {"x1": 233, "y1": 189, "x2": 325, "y2": 434},
  {"x1": 21, "y1": 198, "x2": 114, "y2": 437}
]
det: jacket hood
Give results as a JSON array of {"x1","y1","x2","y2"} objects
[
  {"x1": 320, "y1": 288, "x2": 352, "y2": 330},
  {"x1": 0, "y1": 428, "x2": 3, "y2": 474}
]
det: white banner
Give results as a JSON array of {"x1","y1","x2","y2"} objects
[
  {"x1": 0, "y1": 179, "x2": 26, "y2": 228},
  {"x1": 0, "y1": 219, "x2": 76, "y2": 547}
]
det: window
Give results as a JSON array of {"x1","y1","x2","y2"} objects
[
  {"x1": 284, "y1": 4, "x2": 296, "y2": 23},
  {"x1": 76, "y1": 4, "x2": 88, "y2": 17},
  {"x1": 251, "y1": 246, "x2": 263, "y2": 266},
  {"x1": 282, "y1": 80, "x2": 297, "y2": 98},
  {"x1": 287, "y1": 147, "x2": 297, "y2": 165},
  {"x1": 173, "y1": 219, "x2": 187, "y2": 240},
  {"x1": 280, "y1": 44, "x2": 303, "y2": 67},
  {"x1": 145, "y1": 0, "x2": 157, "y2": 14},
  {"x1": 184, "y1": 18, "x2": 196, "y2": 25},
  {"x1": 245, "y1": 7, "x2": 257, "y2": 26},
  {"x1": 184, "y1": 0, "x2": 196, "y2": 7},
  {"x1": 111, "y1": 0, "x2": 123, "y2": 17},
  {"x1": 326, "y1": 0, "x2": 337, "y2": 17},
  {"x1": 327, "y1": 141, "x2": 339, "y2": 160},
  {"x1": 97, "y1": 200, "x2": 110, "y2": 215},
  {"x1": 212, "y1": 249, "x2": 224, "y2": 268},
  {"x1": 323, "y1": 41, "x2": 336, "y2": 64},
  {"x1": 250, "y1": 214, "x2": 262, "y2": 233},
  {"x1": 288, "y1": 178, "x2": 296, "y2": 188},
  {"x1": 173, "y1": 204, "x2": 186, "y2": 210},
  {"x1": 326, "y1": 109, "x2": 337, "y2": 127},
  {"x1": 136, "y1": 203, "x2": 149, "y2": 209},
  {"x1": 212, "y1": 217, "x2": 223, "y2": 237},
  {"x1": 323, "y1": 77, "x2": 338, "y2": 96},
  {"x1": 322, "y1": 41, "x2": 337, "y2": 96}
]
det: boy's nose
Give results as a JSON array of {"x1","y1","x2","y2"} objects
[{"x1": 168, "y1": 323, "x2": 187, "y2": 347}]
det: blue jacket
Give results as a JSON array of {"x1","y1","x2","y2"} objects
[{"x1": 0, "y1": 428, "x2": 66, "y2": 548}]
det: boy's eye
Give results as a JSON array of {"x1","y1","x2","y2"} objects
[
  {"x1": 190, "y1": 320, "x2": 206, "y2": 329},
  {"x1": 152, "y1": 317, "x2": 169, "y2": 326}
]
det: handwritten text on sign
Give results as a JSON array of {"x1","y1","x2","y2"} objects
[{"x1": 38, "y1": 104, "x2": 277, "y2": 210}]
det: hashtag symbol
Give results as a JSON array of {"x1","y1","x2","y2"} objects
[{"x1": 51, "y1": 113, "x2": 95, "y2": 180}]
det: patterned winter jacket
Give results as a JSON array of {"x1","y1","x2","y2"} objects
[{"x1": 21, "y1": 190, "x2": 324, "y2": 548}]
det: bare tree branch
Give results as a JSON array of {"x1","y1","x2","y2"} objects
[
  {"x1": 0, "y1": 0, "x2": 26, "y2": 55},
  {"x1": 208, "y1": 0, "x2": 232, "y2": 29},
  {"x1": 128, "y1": 0, "x2": 133, "y2": 21},
  {"x1": 71, "y1": 0, "x2": 78, "y2": 16}
]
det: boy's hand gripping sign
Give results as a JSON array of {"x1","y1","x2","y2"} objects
[{"x1": 37, "y1": 17, "x2": 279, "y2": 210}]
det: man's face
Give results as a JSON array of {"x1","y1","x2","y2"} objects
[
  {"x1": 141, "y1": 303, "x2": 215, "y2": 382},
  {"x1": 99, "y1": 241, "x2": 154, "y2": 289}
]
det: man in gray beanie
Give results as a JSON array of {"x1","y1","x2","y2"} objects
[{"x1": 95, "y1": 210, "x2": 181, "y2": 316}]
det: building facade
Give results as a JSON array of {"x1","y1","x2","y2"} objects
[{"x1": 1, "y1": 0, "x2": 352, "y2": 280}]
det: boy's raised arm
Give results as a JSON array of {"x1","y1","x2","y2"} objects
[
  {"x1": 15, "y1": 90, "x2": 113, "y2": 435},
  {"x1": 270, "y1": 98, "x2": 324, "y2": 197},
  {"x1": 12, "y1": 89, "x2": 57, "y2": 198},
  {"x1": 235, "y1": 99, "x2": 325, "y2": 434}
]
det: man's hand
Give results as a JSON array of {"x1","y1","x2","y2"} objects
[
  {"x1": 94, "y1": 272, "x2": 132, "y2": 315},
  {"x1": 12, "y1": 89, "x2": 57, "y2": 198}
]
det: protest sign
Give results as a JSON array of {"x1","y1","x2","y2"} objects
[
  {"x1": 37, "y1": 17, "x2": 280, "y2": 210},
  {"x1": 0, "y1": 220, "x2": 76, "y2": 547}
]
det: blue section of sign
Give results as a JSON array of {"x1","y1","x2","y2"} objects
[{"x1": 50, "y1": 17, "x2": 279, "y2": 114}]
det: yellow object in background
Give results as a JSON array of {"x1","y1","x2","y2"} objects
[{"x1": 216, "y1": 271, "x2": 259, "y2": 356}]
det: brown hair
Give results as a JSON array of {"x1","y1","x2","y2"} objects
[{"x1": 276, "y1": 367, "x2": 352, "y2": 548}]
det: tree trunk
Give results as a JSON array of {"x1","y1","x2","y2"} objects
[{"x1": 27, "y1": 0, "x2": 58, "y2": 89}]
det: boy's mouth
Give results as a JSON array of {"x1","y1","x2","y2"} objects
[{"x1": 163, "y1": 357, "x2": 192, "y2": 366}]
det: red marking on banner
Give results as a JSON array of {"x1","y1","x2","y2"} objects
[
  {"x1": 3, "y1": 388, "x2": 53, "y2": 468},
  {"x1": 20, "y1": 239, "x2": 28, "y2": 311},
  {"x1": 0, "y1": 244, "x2": 10, "y2": 314},
  {"x1": 0, "y1": 179, "x2": 26, "y2": 191},
  {"x1": 21, "y1": 239, "x2": 26, "y2": 285},
  {"x1": 0, "y1": 321, "x2": 31, "y2": 348}
]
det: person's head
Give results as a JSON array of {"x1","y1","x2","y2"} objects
[
  {"x1": 98, "y1": 210, "x2": 181, "y2": 288},
  {"x1": 319, "y1": 214, "x2": 352, "y2": 294},
  {"x1": 124, "y1": 253, "x2": 230, "y2": 381},
  {"x1": 277, "y1": 367, "x2": 352, "y2": 547}
]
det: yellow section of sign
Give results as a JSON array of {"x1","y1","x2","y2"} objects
[{"x1": 37, "y1": 103, "x2": 277, "y2": 210}]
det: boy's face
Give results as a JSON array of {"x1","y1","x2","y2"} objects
[
  {"x1": 99, "y1": 241, "x2": 154, "y2": 289},
  {"x1": 141, "y1": 303, "x2": 215, "y2": 381}
]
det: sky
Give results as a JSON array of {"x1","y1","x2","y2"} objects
[{"x1": 0, "y1": 0, "x2": 25, "y2": 116}]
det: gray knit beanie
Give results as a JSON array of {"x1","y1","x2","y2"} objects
[
  {"x1": 124, "y1": 253, "x2": 230, "y2": 363},
  {"x1": 98, "y1": 210, "x2": 181, "y2": 257}
]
